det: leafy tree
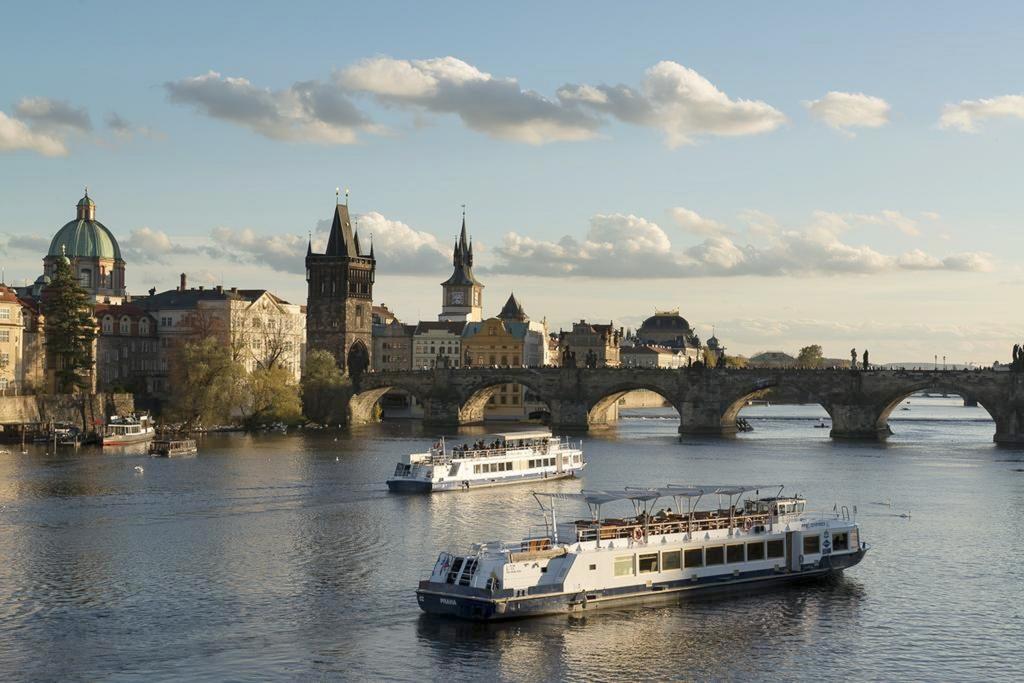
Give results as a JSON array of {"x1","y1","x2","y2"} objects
[
  {"x1": 240, "y1": 364, "x2": 302, "y2": 428},
  {"x1": 796, "y1": 344, "x2": 825, "y2": 369},
  {"x1": 724, "y1": 354, "x2": 748, "y2": 369},
  {"x1": 42, "y1": 257, "x2": 97, "y2": 393},
  {"x1": 301, "y1": 349, "x2": 349, "y2": 424},
  {"x1": 167, "y1": 336, "x2": 244, "y2": 428}
]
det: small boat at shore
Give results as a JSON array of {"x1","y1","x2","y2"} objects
[
  {"x1": 387, "y1": 430, "x2": 584, "y2": 493},
  {"x1": 148, "y1": 438, "x2": 198, "y2": 457},
  {"x1": 102, "y1": 414, "x2": 156, "y2": 447},
  {"x1": 416, "y1": 484, "x2": 867, "y2": 620}
]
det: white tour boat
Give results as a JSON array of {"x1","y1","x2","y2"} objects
[
  {"x1": 417, "y1": 484, "x2": 868, "y2": 620},
  {"x1": 102, "y1": 414, "x2": 156, "y2": 447},
  {"x1": 386, "y1": 430, "x2": 584, "y2": 493}
]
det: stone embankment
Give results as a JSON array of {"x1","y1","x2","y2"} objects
[{"x1": 0, "y1": 393, "x2": 135, "y2": 435}]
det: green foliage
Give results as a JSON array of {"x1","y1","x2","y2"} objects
[
  {"x1": 301, "y1": 349, "x2": 349, "y2": 425},
  {"x1": 241, "y1": 364, "x2": 303, "y2": 428},
  {"x1": 796, "y1": 344, "x2": 825, "y2": 369},
  {"x1": 167, "y1": 336, "x2": 244, "y2": 428},
  {"x1": 724, "y1": 354, "x2": 748, "y2": 368},
  {"x1": 42, "y1": 257, "x2": 97, "y2": 393}
]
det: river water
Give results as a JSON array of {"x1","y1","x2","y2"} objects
[{"x1": 0, "y1": 397, "x2": 1021, "y2": 681}]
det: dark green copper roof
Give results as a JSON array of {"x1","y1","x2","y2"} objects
[{"x1": 48, "y1": 218, "x2": 122, "y2": 260}]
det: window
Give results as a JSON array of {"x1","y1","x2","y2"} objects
[
  {"x1": 727, "y1": 545, "x2": 745, "y2": 563},
  {"x1": 803, "y1": 535, "x2": 820, "y2": 555},
  {"x1": 832, "y1": 532, "x2": 849, "y2": 551},
  {"x1": 661, "y1": 550, "x2": 682, "y2": 571},
  {"x1": 119, "y1": 317, "x2": 131, "y2": 334},
  {"x1": 0, "y1": 331, "x2": 8, "y2": 342},
  {"x1": 613, "y1": 555, "x2": 634, "y2": 577},
  {"x1": 705, "y1": 546, "x2": 724, "y2": 566},
  {"x1": 746, "y1": 542, "x2": 765, "y2": 561},
  {"x1": 766, "y1": 539, "x2": 785, "y2": 559},
  {"x1": 638, "y1": 553, "x2": 659, "y2": 573},
  {"x1": 588, "y1": 564, "x2": 597, "y2": 571},
  {"x1": 139, "y1": 318, "x2": 150, "y2": 335},
  {"x1": 684, "y1": 548, "x2": 703, "y2": 568},
  {"x1": 0, "y1": 308, "x2": 9, "y2": 319}
]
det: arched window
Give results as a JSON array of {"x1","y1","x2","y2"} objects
[
  {"x1": 139, "y1": 318, "x2": 150, "y2": 335},
  {"x1": 119, "y1": 316, "x2": 131, "y2": 335},
  {"x1": 102, "y1": 315, "x2": 113, "y2": 334}
]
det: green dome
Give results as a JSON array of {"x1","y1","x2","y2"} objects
[{"x1": 48, "y1": 218, "x2": 122, "y2": 260}]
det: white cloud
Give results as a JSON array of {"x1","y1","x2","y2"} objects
[
  {"x1": 105, "y1": 112, "x2": 163, "y2": 141},
  {"x1": 165, "y1": 71, "x2": 372, "y2": 144},
  {"x1": 557, "y1": 60, "x2": 787, "y2": 147},
  {"x1": 0, "y1": 111, "x2": 68, "y2": 156},
  {"x1": 14, "y1": 97, "x2": 92, "y2": 133},
  {"x1": 489, "y1": 209, "x2": 994, "y2": 278},
  {"x1": 340, "y1": 56, "x2": 599, "y2": 144},
  {"x1": 939, "y1": 94, "x2": 1024, "y2": 132},
  {"x1": 669, "y1": 207, "x2": 725, "y2": 237},
  {"x1": 804, "y1": 91, "x2": 890, "y2": 135},
  {"x1": 121, "y1": 226, "x2": 190, "y2": 263},
  {"x1": 347, "y1": 211, "x2": 450, "y2": 274},
  {"x1": 853, "y1": 209, "x2": 920, "y2": 236}
]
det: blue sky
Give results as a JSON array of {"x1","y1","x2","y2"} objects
[{"x1": 1, "y1": 2, "x2": 1021, "y2": 363}]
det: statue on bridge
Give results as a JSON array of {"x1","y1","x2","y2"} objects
[
  {"x1": 585, "y1": 349, "x2": 598, "y2": 369},
  {"x1": 1013, "y1": 343, "x2": 1023, "y2": 371},
  {"x1": 562, "y1": 345, "x2": 577, "y2": 368},
  {"x1": 850, "y1": 348, "x2": 857, "y2": 369},
  {"x1": 863, "y1": 349, "x2": 869, "y2": 371}
]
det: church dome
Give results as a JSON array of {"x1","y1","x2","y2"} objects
[
  {"x1": 48, "y1": 190, "x2": 122, "y2": 260},
  {"x1": 639, "y1": 309, "x2": 691, "y2": 331}
]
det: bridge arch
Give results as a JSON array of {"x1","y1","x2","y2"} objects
[
  {"x1": 457, "y1": 373, "x2": 553, "y2": 424},
  {"x1": 873, "y1": 380, "x2": 997, "y2": 438},
  {"x1": 718, "y1": 374, "x2": 835, "y2": 435},
  {"x1": 586, "y1": 382, "x2": 683, "y2": 429},
  {"x1": 349, "y1": 380, "x2": 432, "y2": 426}
]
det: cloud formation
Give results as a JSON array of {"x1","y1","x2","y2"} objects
[
  {"x1": 669, "y1": 207, "x2": 726, "y2": 237},
  {"x1": 557, "y1": 61, "x2": 787, "y2": 147},
  {"x1": 489, "y1": 210, "x2": 993, "y2": 278},
  {"x1": 14, "y1": 97, "x2": 92, "y2": 133},
  {"x1": 938, "y1": 94, "x2": 1024, "y2": 132},
  {"x1": 340, "y1": 56, "x2": 600, "y2": 144},
  {"x1": 804, "y1": 91, "x2": 890, "y2": 134},
  {"x1": 0, "y1": 110, "x2": 68, "y2": 156},
  {"x1": 105, "y1": 112, "x2": 163, "y2": 141},
  {"x1": 165, "y1": 71, "x2": 372, "y2": 144}
]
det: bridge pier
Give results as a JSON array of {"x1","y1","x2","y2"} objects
[
  {"x1": 992, "y1": 406, "x2": 1024, "y2": 445},
  {"x1": 678, "y1": 401, "x2": 736, "y2": 438},
  {"x1": 826, "y1": 403, "x2": 891, "y2": 441},
  {"x1": 549, "y1": 399, "x2": 591, "y2": 433}
]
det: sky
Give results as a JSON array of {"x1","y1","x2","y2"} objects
[{"x1": 1, "y1": 1, "x2": 1021, "y2": 364}]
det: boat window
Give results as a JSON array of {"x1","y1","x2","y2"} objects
[
  {"x1": 473, "y1": 465, "x2": 481, "y2": 474},
  {"x1": 446, "y1": 557, "x2": 465, "y2": 584},
  {"x1": 766, "y1": 539, "x2": 785, "y2": 559},
  {"x1": 613, "y1": 555, "x2": 634, "y2": 577},
  {"x1": 747, "y1": 541, "x2": 765, "y2": 561},
  {"x1": 684, "y1": 548, "x2": 703, "y2": 568},
  {"x1": 705, "y1": 546, "x2": 724, "y2": 566},
  {"x1": 638, "y1": 553, "x2": 659, "y2": 573},
  {"x1": 832, "y1": 532, "x2": 849, "y2": 551},
  {"x1": 726, "y1": 545, "x2": 744, "y2": 563},
  {"x1": 803, "y1": 535, "x2": 820, "y2": 555},
  {"x1": 661, "y1": 550, "x2": 682, "y2": 571},
  {"x1": 797, "y1": 502, "x2": 805, "y2": 512}
]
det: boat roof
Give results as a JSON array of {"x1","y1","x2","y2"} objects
[
  {"x1": 536, "y1": 484, "x2": 782, "y2": 506},
  {"x1": 478, "y1": 430, "x2": 554, "y2": 441}
]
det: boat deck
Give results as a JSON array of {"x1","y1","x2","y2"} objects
[{"x1": 573, "y1": 509, "x2": 773, "y2": 542}]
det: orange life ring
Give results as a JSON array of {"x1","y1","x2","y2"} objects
[{"x1": 632, "y1": 527, "x2": 643, "y2": 542}]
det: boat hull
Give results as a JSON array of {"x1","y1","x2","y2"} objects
[
  {"x1": 387, "y1": 469, "x2": 579, "y2": 493},
  {"x1": 417, "y1": 546, "x2": 868, "y2": 621},
  {"x1": 102, "y1": 433, "x2": 155, "y2": 447}
]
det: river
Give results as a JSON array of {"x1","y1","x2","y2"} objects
[{"x1": 0, "y1": 397, "x2": 1020, "y2": 681}]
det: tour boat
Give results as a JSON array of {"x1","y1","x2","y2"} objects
[
  {"x1": 148, "y1": 438, "x2": 198, "y2": 457},
  {"x1": 386, "y1": 430, "x2": 585, "y2": 493},
  {"x1": 102, "y1": 414, "x2": 156, "y2": 447},
  {"x1": 416, "y1": 484, "x2": 868, "y2": 620}
]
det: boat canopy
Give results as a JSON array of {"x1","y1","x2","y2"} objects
[{"x1": 489, "y1": 430, "x2": 554, "y2": 441}]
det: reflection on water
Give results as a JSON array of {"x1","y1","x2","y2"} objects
[{"x1": 0, "y1": 397, "x2": 1021, "y2": 680}]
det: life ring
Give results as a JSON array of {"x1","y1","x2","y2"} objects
[
  {"x1": 632, "y1": 527, "x2": 643, "y2": 542},
  {"x1": 743, "y1": 519, "x2": 752, "y2": 531}
]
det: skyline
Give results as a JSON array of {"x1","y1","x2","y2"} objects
[{"x1": 2, "y1": 2, "x2": 1022, "y2": 364}]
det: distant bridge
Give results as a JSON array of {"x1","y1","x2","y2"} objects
[{"x1": 351, "y1": 367, "x2": 1024, "y2": 444}]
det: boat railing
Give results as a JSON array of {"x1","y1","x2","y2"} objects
[
  {"x1": 472, "y1": 535, "x2": 554, "y2": 556},
  {"x1": 425, "y1": 438, "x2": 582, "y2": 463},
  {"x1": 573, "y1": 511, "x2": 776, "y2": 542}
]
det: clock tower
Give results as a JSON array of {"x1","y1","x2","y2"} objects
[{"x1": 439, "y1": 214, "x2": 483, "y2": 322}]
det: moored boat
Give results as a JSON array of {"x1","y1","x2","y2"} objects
[
  {"x1": 417, "y1": 484, "x2": 867, "y2": 620},
  {"x1": 148, "y1": 438, "x2": 198, "y2": 457},
  {"x1": 387, "y1": 430, "x2": 584, "y2": 493},
  {"x1": 102, "y1": 414, "x2": 156, "y2": 447}
]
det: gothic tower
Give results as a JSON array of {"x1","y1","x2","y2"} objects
[
  {"x1": 305, "y1": 195, "x2": 375, "y2": 379},
  {"x1": 439, "y1": 215, "x2": 483, "y2": 322}
]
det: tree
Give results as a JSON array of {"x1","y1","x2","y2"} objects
[
  {"x1": 240, "y1": 364, "x2": 303, "y2": 428},
  {"x1": 301, "y1": 349, "x2": 349, "y2": 425},
  {"x1": 42, "y1": 257, "x2": 97, "y2": 392},
  {"x1": 796, "y1": 344, "x2": 825, "y2": 369},
  {"x1": 167, "y1": 336, "x2": 244, "y2": 428}
]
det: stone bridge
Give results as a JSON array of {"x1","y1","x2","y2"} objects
[{"x1": 350, "y1": 367, "x2": 1024, "y2": 444}]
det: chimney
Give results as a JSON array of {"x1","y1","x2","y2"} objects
[{"x1": 179, "y1": 273, "x2": 187, "y2": 291}]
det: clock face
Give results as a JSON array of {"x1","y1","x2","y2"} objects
[{"x1": 450, "y1": 290, "x2": 465, "y2": 305}]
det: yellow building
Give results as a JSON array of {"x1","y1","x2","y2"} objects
[
  {"x1": 0, "y1": 286, "x2": 24, "y2": 394},
  {"x1": 462, "y1": 317, "x2": 527, "y2": 420}
]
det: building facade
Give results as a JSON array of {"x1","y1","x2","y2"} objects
[
  {"x1": 412, "y1": 321, "x2": 465, "y2": 369},
  {"x1": 44, "y1": 190, "x2": 126, "y2": 304},
  {"x1": 439, "y1": 216, "x2": 483, "y2": 323},
  {"x1": 559, "y1": 320, "x2": 623, "y2": 368},
  {"x1": 305, "y1": 198, "x2": 375, "y2": 377},
  {"x1": 372, "y1": 319, "x2": 415, "y2": 372},
  {"x1": 95, "y1": 304, "x2": 159, "y2": 393},
  {"x1": 0, "y1": 286, "x2": 25, "y2": 394}
]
